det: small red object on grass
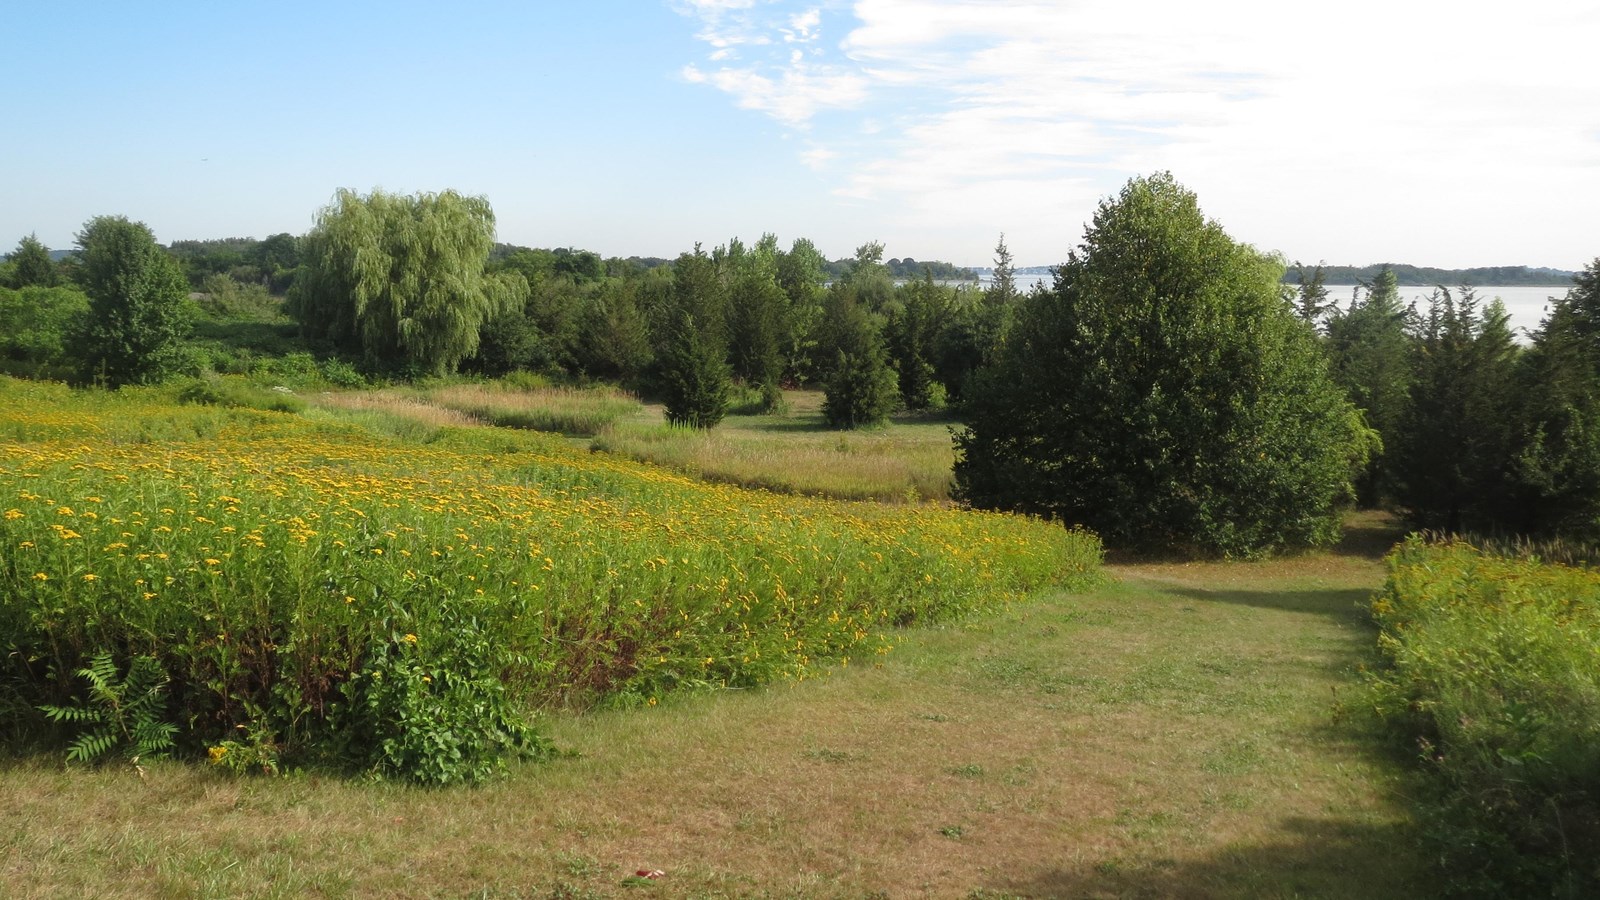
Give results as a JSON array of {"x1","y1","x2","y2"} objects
[{"x1": 635, "y1": 869, "x2": 665, "y2": 879}]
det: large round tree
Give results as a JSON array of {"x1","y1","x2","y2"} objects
[{"x1": 955, "y1": 173, "x2": 1366, "y2": 556}]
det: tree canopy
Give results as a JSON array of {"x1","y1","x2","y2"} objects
[
  {"x1": 74, "y1": 216, "x2": 191, "y2": 385},
  {"x1": 955, "y1": 173, "x2": 1365, "y2": 555},
  {"x1": 288, "y1": 189, "x2": 524, "y2": 375}
]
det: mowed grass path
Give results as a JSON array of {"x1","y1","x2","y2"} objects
[{"x1": 1, "y1": 519, "x2": 1426, "y2": 898}]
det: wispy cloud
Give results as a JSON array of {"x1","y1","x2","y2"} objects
[{"x1": 674, "y1": 0, "x2": 1600, "y2": 266}]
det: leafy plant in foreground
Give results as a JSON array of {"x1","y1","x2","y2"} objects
[{"x1": 39, "y1": 652, "x2": 177, "y2": 763}]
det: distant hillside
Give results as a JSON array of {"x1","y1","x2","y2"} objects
[{"x1": 1284, "y1": 263, "x2": 1577, "y2": 287}]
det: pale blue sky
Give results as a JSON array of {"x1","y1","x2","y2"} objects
[{"x1": 4, "y1": 1, "x2": 1597, "y2": 269}]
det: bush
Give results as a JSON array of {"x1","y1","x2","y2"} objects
[{"x1": 1366, "y1": 538, "x2": 1600, "y2": 895}]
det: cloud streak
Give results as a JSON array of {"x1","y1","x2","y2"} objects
[{"x1": 674, "y1": 0, "x2": 1600, "y2": 267}]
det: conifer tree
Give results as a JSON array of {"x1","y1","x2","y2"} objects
[{"x1": 659, "y1": 311, "x2": 731, "y2": 429}]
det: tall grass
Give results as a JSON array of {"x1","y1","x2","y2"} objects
[
  {"x1": 0, "y1": 378, "x2": 1100, "y2": 780},
  {"x1": 1366, "y1": 537, "x2": 1600, "y2": 896},
  {"x1": 592, "y1": 419, "x2": 956, "y2": 503},
  {"x1": 422, "y1": 382, "x2": 642, "y2": 436}
]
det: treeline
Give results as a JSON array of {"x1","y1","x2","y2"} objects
[
  {"x1": 1284, "y1": 262, "x2": 1575, "y2": 286},
  {"x1": 1294, "y1": 261, "x2": 1600, "y2": 541},
  {"x1": 0, "y1": 192, "x2": 1015, "y2": 431}
]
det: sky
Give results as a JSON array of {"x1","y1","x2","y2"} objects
[{"x1": 3, "y1": 0, "x2": 1597, "y2": 270}]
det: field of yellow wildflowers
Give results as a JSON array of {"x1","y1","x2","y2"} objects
[{"x1": 0, "y1": 377, "x2": 1100, "y2": 781}]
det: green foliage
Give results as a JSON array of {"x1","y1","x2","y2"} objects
[
  {"x1": 1391, "y1": 289, "x2": 1521, "y2": 532},
  {"x1": 0, "y1": 382, "x2": 1098, "y2": 780},
  {"x1": 339, "y1": 589, "x2": 550, "y2": 785},
  {"x1": 1366, "y1": 539, "x2": 1600, "y2": 896},
  {"x1": 1512, "y1": 259, "x2": 1600, "y2": 539},
  {"x1": 658, "y1": 312, "x2": 731, "y2": 429},
  {"x1": 885, "y1": 274, "x2": 947, "y2": 410},
  {"x1": 0, "y1": 285, "x2": 89, "y2": 377},
  {"x1": 7, "y1": 233, "x2": 57, "y2": 288},
  {"x1": 74, "y1": 215, "x2": 192, "y2": 385},
  {"x1": 1292, "y1": 262, "x2": 1333, "y2": 329},
  {"x1": 176, "y1": 376, "x2": 307, "y2": 414},
  {"x1": 726, "y1": 266, "x2": 788, "y2": 390},
  {"x1": 288, "y1": 189, "x2": 525, "y2": 376},
  {"x1": 575, "y1": 280, "x2": 653, "y2": 382},
  {"x1": 955, "y1": 173, "x2": 1362, "y2": 556},
  {"x1": 39, "y1": 652, "x2": 177, "y2": 764},
  {"x1": 1324, "y1": 265, "x2": 1413, "y2": 505},
  {"x1": 821, "y1": 288, "x2": 899, "y2": 429}
]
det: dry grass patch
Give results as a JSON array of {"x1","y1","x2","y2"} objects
[
  {"x1": 594, "y1": 390, "x2": 957, "y2": 503},
  {"x1": 1, "y1": 516, "x2": 1429, "y2": 898}
]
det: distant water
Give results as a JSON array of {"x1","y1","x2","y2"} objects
[{"x1": 975, "y1": 277, "x2": 1572, "y2": 340}]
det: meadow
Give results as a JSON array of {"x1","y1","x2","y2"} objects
[{"x1": 0, "y1": 376, "x2": 1098, "y2": 784}]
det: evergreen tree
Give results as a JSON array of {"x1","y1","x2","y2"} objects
[
  {"x1": 955, "y1": 173, "x2": 1365, "y2": 556},
  {"x1": 725, "y1": 266, "x2": 787, "y2": 391},
  {"x1": 978, "y1": 234, "x2": 1019, "y2": 364},
  {"x1": 7, "y1": 234, "x2": 56, "y2": 288},
  {"x1": 74, "y1": 216, "x2": 191, "y2": 385},
  {"x1": 1390, "y1": 289, "x2": 1521, "y2": 532},
  {"x1": 1293, "y1": 262, "x2": 1333, "y2": 329},
  {"x1": 1509, "y1": 260, "x2": 1600, "y2": 537},
  {"x1": 1323, "y1": 264, "x2": 1412, "y2": 504},
  {"x1": 575, "y1": 280, "x2": 653, "y2": 382},
  {"x1": 774, "y1": 237, "x2": 827, "y2": 386},
  {"x1": 885, "y1": 273, "x2": 946, "y2": 410},
  {"x1": 821, "y1": 286, "x2": 898, "y2": 429},
  {"x1": 659, "y1": 311, "x2": 730, "y2": 429}
]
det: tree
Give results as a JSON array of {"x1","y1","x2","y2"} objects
[
  {"x1": 821, "y1": 285, "x2": 899, "y2": 429},
  {"x1": 955, "y1": 173, "x2": 1365, "y2": 556},
  {"x1": 885, "y1": 273, "x2": 946, "y2": 410},
  {"x1": 979, "y1": 234, "x2": 1019, "y2": 363},
  {"x1": 1292, "y1": 262, "x2": 1333, "y2": 329},
  {"x1": 1493, "y1": 262, "x2": 1600, "y2": 537},
  {"x1": 288, "y1": 189, "x2": 523, "y2": 376},
  {"x1": 1390, "y1": 289, "x2": 1521, "y2": 532},
  {"x1": 575, "y1": 280, "x2": 653, "y2": 382},
  {"x1": 1323, "y1": 264, "x2": 1412, "y2": 504},
  {"x1": 658, "y1": 311, "x2": 731, "y2": 429},
  {"x1": 7, "y1": 234, "x2": 56, "y2": 288},
  {"x1": 74, "y1": 216, "x2": 191, "y2": 385}
]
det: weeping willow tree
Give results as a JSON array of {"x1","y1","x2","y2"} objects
[{"x1": 289, "y1": 189, "x2": 526, "y2": 375}]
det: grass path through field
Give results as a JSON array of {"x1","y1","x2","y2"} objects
[{"x1": 1, "y1": 521, "x2": 1428, "y2": 898}]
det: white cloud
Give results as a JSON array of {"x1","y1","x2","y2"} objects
[{"x1": 674, "y1": 0, "x2": 1600, "y2": 267}]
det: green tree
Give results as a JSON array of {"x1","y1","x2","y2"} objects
[
  {"x1": 1292, "y1": 262, "x2": 1333, "y2": 329},
  {"x1": 725, "y1": 244, "x2": 789, "y2": 396},
  {"x1": 659, "y1": 311, "x2": 731, "y2": 429},
  {"x1": 1390, "y1": 289, "x2": 1521, "y2": 532},
  {"x1": 74, "y1": 216, "x2": 191, "y2": 385},
  {"x1": 775, "y1": 237, "x2": 827, "y2": 385},
  {"x1": 7, "y1": 234, "x2": 57, "y2": 288},
  {"x1": 1500, "y1": 262, "x2": 1600, "y2": 537},
  {"x1": 0, "y1": 285, "x2": 90, "y2": 376},
  {"x1": 885, "y1": 273, "x2": 946, "y2": 410},
  {"x1": 288, "y1": 189, "x2": 523, "y2": 376},
  {"x1": 979, "y1": 234, "x2": 1019, "y2": 363},
  {"x1": 1323, "y1": 265, "x2": 1412, "y2": 504},
  {"x1": 821, "y1": 286, "x2": 899, "y2": 429},
  {"x1": 576, "y1": 280, "x2": 653, "y2": 382},
  {"x1": 955, "y1": 173, "x2": 1364, "y2": 555}
]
